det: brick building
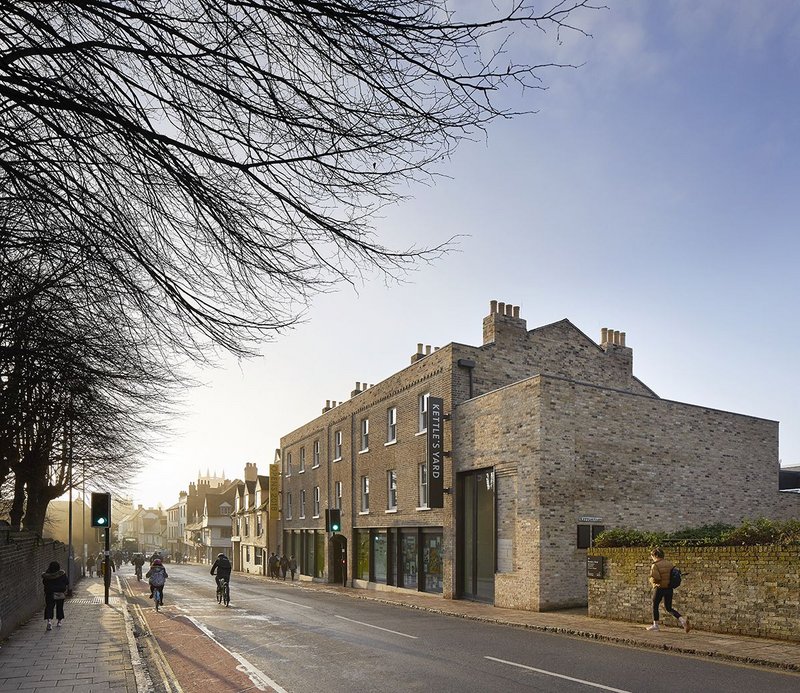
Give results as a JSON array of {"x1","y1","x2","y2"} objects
[
  {"x1": 279, "y1": 301, "x2": 797, "y2": 610},
  {"x1": 230, "y1": 463, "x2": 272, "y2": 574}
]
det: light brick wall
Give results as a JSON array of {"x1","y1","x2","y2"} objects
[
  {"x1": 0, "y1": 530, "x2": 69, "y2": 640},
  {"x1": 588, "y1": 546, "x2": 800, "y2": 641}
]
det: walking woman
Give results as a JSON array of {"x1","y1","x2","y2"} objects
[{"x1": 42, "y1": 561, "x2": 69, "y2": 631}]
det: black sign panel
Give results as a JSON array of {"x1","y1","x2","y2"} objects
[
  {"x1": 586, "y1": 555, "x2": 605, "y2": 579},
  {"x1": 427, "y1": 396, "x2": 444, "y2": 508}
]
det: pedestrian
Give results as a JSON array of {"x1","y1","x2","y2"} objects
[
  {"x1": 288, "y1": 555, "x2": 297, "y2": 581},
  {"x1": 279, "y1": 554, "x2": 289, "y2": 580},
  {"x1": 86, "y1": 553, "x2": 96, "y2": 577},
  {"x1": 42, "y1": 560, "x2": 69, "y2": 631},
  {"x1": 646, "y1": 547, "x2": 690, "y2": 633},
  {"x1": 268, "y1": 552, "x2": 278, "y2": 578}
]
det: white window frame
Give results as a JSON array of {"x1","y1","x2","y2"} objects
[
  {"x1": 386, "y1": 406, "x2": 397, "y2": 444},
  {"x1": 285, "y1": 451, "x2": 292, "y2": 476},
  {"x1": 300, "y1": 489, "x2": 306, "y2": 519},
  {"x1": 313, "y1": 439, "x2": 320, "y2": 468},
  {"x1": 334, "y1": 430, "x2": 343, "y2": 461},
  {"x1": 360, "y1": 476, "x2": 369, "y2": 513},
  {"x1": 360, "y1": 417, "x2": 370, "y2": 452},
  {"x1": 418, "y1": 463, "x2": 429, "y2": 509},
  {"x1": 286, "y1": 492, "x2": 293, "y2": 520},
  {"x1": 387, "y1": 470, "x2": 397, "y2": 511},
  {"x1": 335, "y1": 481, "x2": 343, "y2": 510},
  {"x1": 299, "y1": 446, "x2": 306, "y2": 473},
  {"x1": 418, "y1": 392, "x2": 430, "y2": 433},
  {"x1": 313, "y1": 486, "x2": 320, "y2": 517}
]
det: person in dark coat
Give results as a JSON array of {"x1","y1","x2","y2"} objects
[{"x1": 42, "y1": 561, "x2": 69, "y2": 630}]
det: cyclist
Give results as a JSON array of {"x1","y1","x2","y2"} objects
[
  {"x1": 146, "y1": 558, "x2": 168, "y2": 604},
  {"x1": 132, "y1": 553, "x2": 145, "y2": 580},
  {"x1": 210, "y1": 552, "x2": 232, "y2": 595}
]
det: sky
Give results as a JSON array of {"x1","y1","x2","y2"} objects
[{"x1": 126, "y1": 1, "x2": 800, "y2": 509}]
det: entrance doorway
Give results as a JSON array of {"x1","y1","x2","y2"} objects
[
  {"x1": 329, "y1": 534, "x2": 348, "y2": 586},
  {"x1": 457, "y1": 468, "x2": 495, "y2": 602}
]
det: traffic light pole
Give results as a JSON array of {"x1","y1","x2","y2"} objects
[{"x1": 104, "y1": 527, "x2": 110, "y2": 605}]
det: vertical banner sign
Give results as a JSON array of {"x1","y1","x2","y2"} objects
[
  {"x1": 427, "y1": 396, "x2": 444, "y2": 508},
  {"x1": 269, "y1": 463, "x2": 280, "y2": 517}
]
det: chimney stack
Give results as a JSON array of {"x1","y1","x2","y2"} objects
[{"x1": 483, "y1": 299, "x2": 527, "y2": 346}]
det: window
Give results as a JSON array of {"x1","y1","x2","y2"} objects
[
  {"x1": 244, "y1": 517, "x2": 250, "y2": 536},
  {"x1": 255, "y1": 547, "x2": 263, "y2": 565},
  {"x1": 299, "y1": 447, "x2": 306, "y2": 473},
  {"x1": 313, "y1": 486, "x2": 320, "y2": 517},
  {"x1": 257, "y1": 515, "x2": 263, "y2": 536},
  {"x1": 335, "y1": 481, "x2": 343, "y2": 510},
  {"x1": 313, "y1": 440, "x2": 320, "y2": 467},
  {"x1": 418, "y1": 392, "x2": 430, "y2": 432},
  {"x1": 387, "y1": 470, "x2": 397, "y2": 511},
  {"x1": 577, "y1": 524, "x2": 605, "y2": 549},
  {"x1": 360, "y1": 418, "x2": 370, "y2": 451},
  {"x1": 360, "y1": 476, "x2": 370, "y2": 513},
  {"x1": 334, "y1": 430, "x2": 343, "y2": 460},
  {"x1": 300, "y1": 490, "x2": 306, "y2": 519},
  {"x1": 286, "y1": 492, "x2": 293, "y2": 519},
  {"x1": 386, "y1": 406, "x2": 397, "y2": 444},
  {"x1": 418, "y1": 463, "x2": 429, "y2": 508},
  {"x1": 285, "y1": 451, "x2": 292, "y2": 476}
]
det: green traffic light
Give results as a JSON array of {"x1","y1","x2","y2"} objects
[{"x1": 98, "y1": 518, "x2": 106, "y2": 525}]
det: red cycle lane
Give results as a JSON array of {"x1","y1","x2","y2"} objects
[{"x1": 125, "y1": 575, "x2": 281, "y2": 693}]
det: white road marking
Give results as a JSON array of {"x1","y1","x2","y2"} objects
[
  {"x1": 485, "y1": 656, "x2": 633, "y2": 693},
  {"x1": 272, "y1": 597, "x2": 313, "y2": 609},
  {"x1": 181, "y1": 614, "x2": 288, "y2": 693},
  {"x1": 334, "y1": 614, "x2": 418, "y2": 639}
]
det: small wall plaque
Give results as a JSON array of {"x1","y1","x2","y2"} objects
[{"x1": 587, "y1": 555, "x2": 604, "y2": 579}]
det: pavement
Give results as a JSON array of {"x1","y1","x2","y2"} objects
[{"x1": 2, "y1": 569, "x2": 798, "y2": 693}]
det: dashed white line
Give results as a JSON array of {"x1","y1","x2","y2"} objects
[
  {"x1": 334, "y1": 614, "x2": 418, "y2": 639},
  {"x1": 485, "y1": 656, "x2": 632, "y2": 692},
  {"x1": 272, "y1": 597, "x2": 313, "y2": 609}
]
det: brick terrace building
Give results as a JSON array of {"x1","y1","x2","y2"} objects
[{"x1": 279, "y1": 300, "x2": 797, "y2": 610}]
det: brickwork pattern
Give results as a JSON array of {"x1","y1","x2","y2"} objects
[
  {"x1": 0, "y1": 529, "x2": 69, "y2": 641},
  {"x1": 588, "y1": 546, "x2": 800, "y2": 642}
]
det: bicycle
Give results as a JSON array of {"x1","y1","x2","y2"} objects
[
  {"x1": 216, "y1": 578, "x2": 230, "y2": 607},
  {"x1": 135, "y1": 565, "x2": 142, "y2": 581},
  {"x1": 152, "y1": 586, "x2": 163, "y2": 612}
]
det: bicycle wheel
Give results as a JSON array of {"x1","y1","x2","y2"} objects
[
  {"x1": 216, "y1": 582, "x2": 223, "y2": 604},
  {"x1": 223, "y1": 582, "x2": 230, "y2": 607}
]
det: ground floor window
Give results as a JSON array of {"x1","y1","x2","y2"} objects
[
  {"x1": 353, "y1": 526, "x2": 442, "y2": 593},
  {"x1": 577, "y1": 523, "x2": 605, "y2": 549}
]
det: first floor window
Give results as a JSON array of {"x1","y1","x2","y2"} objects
[
  {"x1": 387, "y1": 470, "x2": 397, "y2": 510},
  {"x1": 299, "y1": 446, "x2": 306, "y2": 472},
  {"x1": 313, "y1": 439, "x2": 320, "y2": 467},
  {"x1": 286, "y1": 492, "x2": 292, "y2": 520},
  {"x1": 418, "y1": 463, "x2": 429, "y2": 508},
  {"x1": 285, "y1": 451, "x2": 292, "y2": 476},
  {"x1": 313, "y1": 486, "x2": 320, "y2": 517},
  {"x1": 300, "y1": 490, "x2": 306, "y2": 519},
  {"x1": 335, "y1": 481, "x2": 343, "y2": 510},
  {"x1": 361, "y1": 476, "x2": 370, "y2": 512}
]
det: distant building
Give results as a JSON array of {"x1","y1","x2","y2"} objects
[
  {"x1": 279, "y1": 300, "x2": 798, "y2": 611},
  {"x1": 117, "y1": 505, "x2": 167, "y2": 556},
  {"x1": 182, "y1": 470, "x2": 232, "y2": 561},
  {"x1": 230, "y1": 463, "x2": 273, "y2": 573}
]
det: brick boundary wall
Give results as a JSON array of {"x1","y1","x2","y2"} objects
[
  {"x1": 0, "y1": 529, "x2": 69, "y2": 641},
  {"x1": 588, "y1": 546, "x2": 800, "y2": 642}
]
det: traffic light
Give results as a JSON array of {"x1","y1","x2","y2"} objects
[
  {"x1": 91, "y1": 492, "x2": 111, "y2": 528},
  {"x1": 325, "y1": 508, "x2": 341, "y2": 533}
]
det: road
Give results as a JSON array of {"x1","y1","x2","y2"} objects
[{"x1": 122, "y1": 564, "x2": 800, "y2": 693}]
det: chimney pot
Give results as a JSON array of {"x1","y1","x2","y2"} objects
[
  {"x1": 620, "y1": 332, "x2": 626, "y2": 347},
  {"x1": 505, "y1": 303, "x2": 513, "y2": 316},
  {"x1": 613, "y1": 330, "x2": 621, "y2": 345},
  {"x1": 490, "y1": 300, "x2": 497, "y2": 314},
  {"x1": 513, "y1": 305, "x2": 520, "y2": 318},
  {"x1": 498, "y1": 301, "x2": 506, "y2": 315},
  {"x1": 425, "y1": 344, "x2": 432, "y2": 355},
  {"x1": 601, "y1": 327, "x2": 608, "y2": 344}
]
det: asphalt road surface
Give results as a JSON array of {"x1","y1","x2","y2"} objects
[{"x1": 122, "y1": 564, "x2": 800, "y2": 693}]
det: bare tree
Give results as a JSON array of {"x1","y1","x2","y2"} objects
[{"x1": 1, "y1": 0, "x2": 597, "y2": 356}]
